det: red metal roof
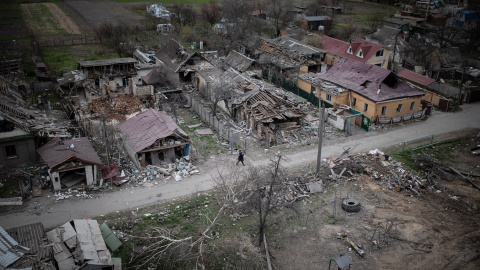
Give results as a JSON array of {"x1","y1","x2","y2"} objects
[
  {"x1": 119, "y1": 109, "x2": 188, "y2": 153},
  {"x1": 397, "y1": 69, "x2": 435, "y2": 87},
  {"x1": 37, "y1": 137, "x2": 102, "y2": 168},
  {"x1": 320, "y1": 36, "x2": 383, "y2": 64},
  {"x1": 315, "y1": 59, "x2": 424, "y2": 102}
]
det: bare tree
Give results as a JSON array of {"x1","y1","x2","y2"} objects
[
  {"x1": 170, "y1": 4, "x2": 198, "y2": 27},
  {"x1": 255, "y1": 154, "x2": 284, "y2": 247},
  {"x1": 265, "y1": 0, "x2": 294, "y2": 37},
  {"x1": 211, "y1": 76, "x2": 236, "y2": 116},
  {"x1": 201, "y1": 1, "x2": 222, "y2": 26},
  {"x1": 366, "y1": 12, "x2": 385, "y2": 33},
  {"x1": 335, "y1": 19, "x2": 358, "y2": 42},
  {"x1": 95, "y1": 23, "x2": 132, "y2": 57}
]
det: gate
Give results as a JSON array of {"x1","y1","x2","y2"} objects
[
  {"x1": 438, "y1": 98, "x2": 449, "y2": 112},
  {"x1": 361, "y1": 115, "x2": 370, "y2": 131}
]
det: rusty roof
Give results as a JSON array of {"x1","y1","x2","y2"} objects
[
  {"x1": 119, "y1": 109, "x2": 188, "y2": 153},
  {"x1": 37, "y1": 137, "x2": 102, "y2": 168},
  {"x1": 315, "y1": 59, "x2": 424, "y2": 102},
  {"x1": 397, "y1": 69, "x2": 435, "y2": 87}
]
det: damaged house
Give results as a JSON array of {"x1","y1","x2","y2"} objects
[
  {"x1": 298, "y1": 59, "x2": 425, "y2": 126},
  {"x1": 79, "y1": 58, "x2": 138, "y2": 89},
  {"x1": 37, "y1": 137, "x2": 101, "y2": 191},
  {"x1": 245, "y1": 36, "x2": 325, "y2": 76},
  {"x1": 119, "y1": 109, "x2": 190, "y2": 168},
  {"x1": 154, "y1": 39, "x2": 215, "y2": 85}
]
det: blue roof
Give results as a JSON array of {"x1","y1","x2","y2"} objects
[
  {"x1": 0, "y1": 226, "x2": 24, "y2": 269},
  {"x1": 461, "y1": 10, "x2": 480, "y2": 21}
]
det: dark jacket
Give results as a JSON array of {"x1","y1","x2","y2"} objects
[{"x1": 238, "y1": 152, "x2": 244, "y2": 161}]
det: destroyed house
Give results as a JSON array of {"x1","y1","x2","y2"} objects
[
  {"x1": 1, "y1": 223, "x2": 55, "y2": 270},
  {"x1": 47, "y1": 219, "x2": 116, "y2": 269},
  {"x1": 298, "y1": 59, "x2": 425, "y2": 124},
  {"x1": 154, "y1": 39, "x2": 214, "y2": 84},
  {"x1": 231, "y1": 88, "x2": 304, "y2": 141},
  {"x1": 37, "y1": 137, "x2": 101, "y2": 191},
  {"x1": 0, "y1": 124, "x2": 36, "y2": 167},
  {"x1": 246, "y1": 36, "x2": 325, "y2": 74},
  {"x1": 78, "y1": 58, "x2": 137, "y2": 87},
  {"x1": 193, "y1": 68, "x2": 223, "y2": 99},
  {"x1": 224, "y1": 50, "x2": 256, "y2": 72},
  {"x1": 320, "y1": 36, "x2": 390, "y2": 69},
  {"x1": 119, "y1": 109, "x2": 190, "y2": 168}
]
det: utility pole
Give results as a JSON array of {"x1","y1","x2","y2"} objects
[
  {"x1": 315, "y1": 89, "x2": 324, "y2": 178},
  {"x1": 102, "y1": 113, "x2": 112, "y2": 186},
  {"x1": 391, "y1": 34, "x2": 398, "y2": 72}
]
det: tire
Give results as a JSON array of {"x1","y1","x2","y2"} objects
[{"x1": 342, "y1": 199, "x2": 361, "y2": 212}]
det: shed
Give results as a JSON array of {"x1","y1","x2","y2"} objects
[{"x1": 37, "y1": 137, "x2": 101, "y2": 190}]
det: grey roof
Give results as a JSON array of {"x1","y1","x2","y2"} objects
[
  {"x1": 196, "y1": 68, "x2": 223, "y2": 83},
  {"x1": 0, "y1": 128, "x2": 32, "y2": 140},
  {"x1": 0, "y1": 226, "x2": 27, "y2": 269},
  {"x1": 155, "y1": 39, "x2": 194, "y2": 72},
  {"x1": 119, "y1": 109, "x2": 188, "y2": 153},
  {"x1": 305, "y1": 16, "x2": 332, "y2": 21},
  {"x1": 366, "y1": 26, "x2": 401, "y2": 46},
  {"x1": 224, "y1": 50, "x2": 255, "y2": 72},
  {"x1": 6, "y1": 223, "x2": 55, "y2": 270},
  {"x1": 302, "y1": 59, "x2": 424, "y2": 102},
  {"x1": 78, "y1": 58, "x2": 137, "y2": 67}
]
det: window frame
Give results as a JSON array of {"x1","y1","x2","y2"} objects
[
  {"x1": 381, "y1": 106, "x2": 387, "y2": 115},
  {"x1": 363, "y1": 103, "x2": 368, "y2": 112},
  {"x1": 352, "y1": 97, "x2": 357, "y2": 106},
  {"x1": 326, "y1": 94, "x2": 331, "y2": 101},
  {"x1": 376, "y1": 49, "x2": 384, "y2": 57},
  {"x1": 5, "y1": 145, "x2": 17, "y2": 159},
  {"x1": 410, "y1": 101, "x2": 415, "y2": 110},
  {"x1": 396, "y1": 104, "x2": 403, "y2": 113}
]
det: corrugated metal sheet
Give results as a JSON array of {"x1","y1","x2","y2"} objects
[
  {"x1": 99, "y1": 223, "x2": 122, "y2": 252},
  {"x1": 0, "y1": 226, "x2": 23, "y2": 269},
  {"x1": 119, "y1": 109, "x2": 188, "y2": 153}
]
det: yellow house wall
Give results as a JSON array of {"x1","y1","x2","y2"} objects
[
  {"x1": 298, "y1": 78, "x2": 349, "y2": 106},
  {"x1": 300, "y1": 65, "x2": 309, "y2": 74},
  {"x1": 324, "y1": 54, "x2": 340, "y2": 67},
  {"x1": 366, "y1": 48, "x2": 390, "y2": 69},
  {"x1": 422, "y1": 90, "x2": 447, "y2": 107}
]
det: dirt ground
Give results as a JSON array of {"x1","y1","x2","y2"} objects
[{"x1": 271, "y1": 131, "x2": 480, "y2": 270}]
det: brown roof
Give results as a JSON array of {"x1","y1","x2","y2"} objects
[
  {"x1": 119, "y1": 109, "x2": 188, "y2": 153},
  {"x1": 37, "y1": 137, "x2": 101, "y2": 168},
  {"x1": 397, "y1": 69, "x2": 435, "y2": 87},
  {"x1": 311, "y1": 59, "x2": 424, "y2": 102}
]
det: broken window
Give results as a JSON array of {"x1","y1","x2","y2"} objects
[
  {"x1": 5, "y1": 145, "x2": 17, "y2": 158},
  {"x1": 376, "y1": 49, "x2": 384, "y2": 57},
  {"x1": 396, "y1": 104, "x2": 403, "y2": 113},
  {"x1": 326, "y1": 94, "x2": 331, "y2": 101},
  {"x1": 363, "y1": 103, "x2": 368, "y2": 112},
  {"x1": 410, "y1": 102, "x2": 415, "y2": 110},
  {"x1": 381, "y1": 106, "x2": 387, "y2": 115}
]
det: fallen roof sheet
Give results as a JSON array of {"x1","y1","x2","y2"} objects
[
  {"x1": 119, "y1": 109, "x2": 188, "y2": 153},
  {"x1": 37, "y1": 137, "x2": 102, "y2": 169}
]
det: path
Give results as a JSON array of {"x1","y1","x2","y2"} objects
[{"x1": 1, "y1": 104, "x2": 479, "y2": 230}]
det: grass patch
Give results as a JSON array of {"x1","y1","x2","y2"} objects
[
  {"x1": 391, "y1": 136, "x2": 470, "y2": 171},
  {"x1": 41, "y1": 48, "x2": 79, "y2": 74},
  {"x1": 22, "y1": 3, "x2": 69, "y2": 36}
]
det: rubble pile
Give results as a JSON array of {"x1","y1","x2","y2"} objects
[
  {"x1": 86, "y1": 96, "x2": 143, "y2": 121},
  {"x1": 53, "y1": 189, "x2": 95, "y2": 201},
  {"x1": 117, "y1": 157, "x2": 201, "y2": 187}
]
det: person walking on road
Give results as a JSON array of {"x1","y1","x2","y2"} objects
[{"x1": 236, "y1": 150, "x2": 245, "y2": 166}]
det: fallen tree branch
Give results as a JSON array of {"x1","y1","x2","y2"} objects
[{"x1": 449, "y1": 167, "x2": 480, "y2": 190}]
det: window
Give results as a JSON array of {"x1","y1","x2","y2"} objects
[
  {"x1": 352, "y1": 98, "x2": 357, "y2": 106},
  {"x1": 375, "y1": 63, "x2": 382, "y2": 67},
  {"x1": 381, "y1": 106, "x2": 387, "y2": 115},
  {"x1": 363, "y1": 103, "x2": 368, "y2": 112},
  {"x1": 356, "y1": 49, "x2": 363, "y2": 58},
  {"x1": 410, "y1": 102, "x2": 415, "y2": 110},
  {"x1": 376, "y1": 49, "x2": 384, "y2": 57},
  {"x1": 326, "y1": 94, "x2": 331, "y2": 101},
  {"x1": 311, "y1": 86, "x2": 316, "y2": 94},
  {"x1": 396, "y1": 104, "x2": 403, "y2": 113},
  {"x1": 5, "y1": 145, "x2": 17, "y2": 158},
  {"x1": 347, "y1": 46, "x2": 352, "y2": 54}
]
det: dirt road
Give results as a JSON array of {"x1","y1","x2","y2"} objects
[{"x1": 1, "y1": 103, "x2": 479, "y2": 230}]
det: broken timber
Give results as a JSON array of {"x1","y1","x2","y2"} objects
[{"x1": 449, "y1": 167, "x2": 480, "y2": 190}]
